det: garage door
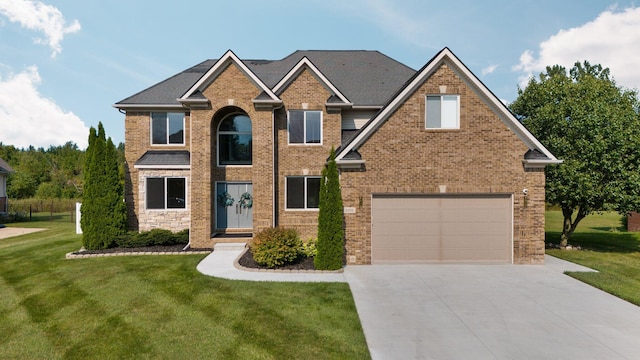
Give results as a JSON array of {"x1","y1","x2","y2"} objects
[{"x1": 371, "y1": 195, "x2": 512, "y2": 263}]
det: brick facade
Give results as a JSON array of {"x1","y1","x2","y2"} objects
[
  {"x1": 340, "y1": 63, "x2": 546, "y2": 264},
  {"x1": 121, "y1": 49, "x2": 551, "y2": 264}
]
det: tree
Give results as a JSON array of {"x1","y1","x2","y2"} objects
[
  {"x1": 510, "y1": 61, "x2": 640, "y2": 246},
  {"x1": 81, "y1": 123, "x2": 126, "y2": 249},
  {"x1": 315, "y1": 147, "x2": 344, "y2": 270}
]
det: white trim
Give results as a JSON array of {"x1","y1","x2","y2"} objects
[
  {"x1": 216, "y1": 112, "x2": 253, "y2": 167},
  {"x1": 335, "y1": 160, "x2": 365, "y2": 169},
  {"x1": 287, "y1": 110, "x2": 323, "y2": 145},
  {"x1": 134, "y1": 164, "x2": 190, "y2": 170},
  {"x1": 284, "y1": 176, "x2": 321, "y2": 210},
  {"x1": 145, "y1": 176, "x2": 188, "y2": 211},
  {"x1": 179, "y1": 50, "x2": 280, "y2": 103},
  {"x1": 336, "y1": 48, "x2": 560, "y2": 164},
  {"x1": 273, "y1": 57, "x2": 351, "y2": 105},
  {"x1": 150, "y1": 112, "x2": 185, "y2": 146},
  {"x1": 522, "y1": 159, "x2": 562, "y2": 168},
  {"x1": 113, "y1": 104, "x2": 184, "y2": 110},
  {"x1": 425, "y1": 94, "x2": 460, "y2": 129}
]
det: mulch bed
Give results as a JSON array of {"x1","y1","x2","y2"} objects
[
  {"x1": 72, "y1": 244, "x2": 211, "y2": 255},
  {"x1": 237, "y1": 248, "x2": 316, "y2": 270},
  {"x1": 72, "y1": 245, "x2": 319, "y2": 271}
]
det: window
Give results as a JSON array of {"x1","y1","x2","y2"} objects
[
  {"x1": 151, "y1": 112, "x2": 184, "y2": 144},
  {"x1": 146, "y1": 177, "x2": 186, "y2": 209},
  {"x1": 288, "y1": 110, "x2": 322, "y2": 144},
  {"x1": 218, "y1": 113, "x2": 252, "y2": 165},
  {"x1": 286, "y1": 176, "x2": 321, "y2": 209},
  {"x1": 426, "y1": 95, "x2": 459, "y2": 129}
]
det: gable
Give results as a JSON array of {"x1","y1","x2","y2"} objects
[
  {"x1": 336, "y1": 48, "x2": 561, "y2": 169},
  {"x1": 180, "y1": 50, "x2": 280, "y2": 107},
  {"x1": 273, "y1": 57, "x2": 350, "y2": 106},
  {"x1": 277, "y1": 67, "x2": 335, "y2": 107}
]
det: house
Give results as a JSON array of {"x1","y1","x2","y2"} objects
[
  {"x1": 0, "y1": 157, "x2": 13, "y2": 214},
  {"x1": 114, "y1": 48, "x2": 560, "y2": 265}
]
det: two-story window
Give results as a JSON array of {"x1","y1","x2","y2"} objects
[
  {"x1": 218, "y1": 113, "x2": 252, "y2": 166},
  {"x1": 151, "y1": 112, "x2": 184, "y2": 145},
  {"x1": 425, "y1": 95, "x2": 459, "y2": 129},
  {"x1": 288, "y1": 110, "x2": 322, "y2": 144},
  {"x1": 285, "y1": 176, "x2": 321, "y2": 210},
  {"x1": 146, "y1": 177, "x2": 186, "y2": 209}
]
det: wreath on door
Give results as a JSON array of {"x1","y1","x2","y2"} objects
[
  {"x1": 239, "y1": 192, "x2": 253, "y2": 209},
  {"x1": 217, "y1": 191, "x2": 234, "y2": 207}
]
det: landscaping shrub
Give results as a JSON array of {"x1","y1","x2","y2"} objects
[
  {"x1": 302, "y1": 238, "x2": 317, "y2": 258},
  {"x1": 115, "y1": 228, "x2": 189, "y2": 248},
  {"x1": 250, "y1": 227, "x2": 302, "y2": 268},
  {"x1": 315, "y1": 147, "x2": 344, "y2": 270}
]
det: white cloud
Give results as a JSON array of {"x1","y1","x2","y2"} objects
[
  {"x1": 0, "y1": 66, "x2": 89, "y2": 149},
  {"x1": 0, "y1": 0, "x2": 80, "y2": 57},
  {"x1": 513, "y1": 7, "x2": 640, "y2": 90},
  {"x1": 482, "y1": 64, "x2": 498, "y2": 76}
]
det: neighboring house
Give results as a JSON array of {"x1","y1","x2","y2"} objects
[
  {"x1": 0, "y1": 157, "x2": 14, "y2": 214},
  {"x1": 115, "y1": 48, "x2": 560, "y2": 265}
]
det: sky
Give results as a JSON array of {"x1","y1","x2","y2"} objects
[{"x1": 1, "y1": 0, "x2": 640, "y2": 149}]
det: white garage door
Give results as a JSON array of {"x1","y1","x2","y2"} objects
[{"x1": 371, "y1": 195, "x2": 512, "y2": 263}]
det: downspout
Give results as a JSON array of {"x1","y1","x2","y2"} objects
[
  {"x1": 272, "y1": 104, "x2": 283, "y2": 228},
  {"x1": 183, "y1": 109, "x2": 193, "y2": 251}
]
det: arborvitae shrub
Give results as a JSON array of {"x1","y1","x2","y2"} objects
[
  {"x1": 315, "y1": 148, "x2": 344, "y2": 270},
  {"x1": 250, "y1": 227, "x2": 302, "y2": 268}
]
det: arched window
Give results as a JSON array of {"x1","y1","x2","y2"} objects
[{"x1": 218, "y1": 113, "x2": 252, "y2": 166}]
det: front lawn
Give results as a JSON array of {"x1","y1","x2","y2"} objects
[
  {"x1": 546, "y1": 210, "x2": 640, "y2": 306},
  {"x1": 0, "y1": 215, "x2": 370, "y2": 359}
]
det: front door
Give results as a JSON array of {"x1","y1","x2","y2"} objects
[{"x1": 216, "y1": 182, "x2": 253, "y2": 230}]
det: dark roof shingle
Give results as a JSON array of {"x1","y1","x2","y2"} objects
[{"x1": 115, "y1": 51, "x2": 416, "y2": 108}]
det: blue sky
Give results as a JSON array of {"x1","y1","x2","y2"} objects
[{"x1": 1, "y1": 0, "x2": 639, "y2": 148}]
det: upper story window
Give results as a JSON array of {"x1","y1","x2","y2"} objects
[
  {"x1": 425, "y1": 95, "x2": 459, "y2": 129},
  {"x1": 151, "y1": 112, "x2": 184, "y2": 145},
  {"x1": 288, "y1": 110, "x2": 322, "y2": 145},
  {"x1": 218, "y1": 113, "x2": 252, "y2": 166}
]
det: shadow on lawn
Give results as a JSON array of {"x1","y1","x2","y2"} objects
[{"x1": 546, "y1": 231, "x2": 640, "y2": 253}]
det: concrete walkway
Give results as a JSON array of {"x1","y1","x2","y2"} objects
[
  {"x1": 196, "y1": 243, "x2": 346, "y2": 282},
  {"x1": 197, "y1": 246, "x2": 640, "y2": 359},
  {"x1": 344, "y1": 256, "x2": 640, "y2": 360},
  {"x1": 0, "y1": 226, "x2": 46, "y2": 239}
]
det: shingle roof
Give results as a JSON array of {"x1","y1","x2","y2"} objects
[
  {"x1": 115, "y1": 51, "x2": 416, "y2": 108},
  {"x1": 134, "y1": 151, "x2": 190, "y2": 167},
  {"x1": 0, "y1": 157, "x2": 14, "y2": 174}
]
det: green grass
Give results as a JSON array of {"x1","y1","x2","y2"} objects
[
  {"x1": 546, "y1": 210, "x2": 640, "y2": 306},
  {"x1": 0, "y1": 214, "x2": 370, "y2": 359}
]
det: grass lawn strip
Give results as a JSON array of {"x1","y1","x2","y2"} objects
[
  {"x1": 546, "y1": 210, "x2": 640, "y2": 306},
  {"x1": 0, "y1": 214, "x2": 371, "y2": 359}
]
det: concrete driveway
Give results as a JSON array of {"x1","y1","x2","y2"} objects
[{"x1": 344, "y1": 256, "x2": 640, "y2": 360}]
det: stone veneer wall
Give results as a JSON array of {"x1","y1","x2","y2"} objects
[
  {"x1": 124, "y1": 111, "x2": 191, "y2": 231},
  {"x1": 137, "y1": 169, "x2": 190, "y2": 232}
]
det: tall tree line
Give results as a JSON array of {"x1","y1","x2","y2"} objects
[{"x1": 0, "y1": 140, "x2": 124, "y2": 200}]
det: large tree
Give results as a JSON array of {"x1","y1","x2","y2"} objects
[
  {"x1": 315, "y1": 147, "x2": 344, "y2": 270},
  {"x1": 81, "y1": 123, "x2": 126, "y2": 249},
  {"x1": 510, "y1": 61, "x2": 640, "y2": 246}
]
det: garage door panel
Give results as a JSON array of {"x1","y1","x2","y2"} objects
[{"x1": 372, "y1": 195, "x2": 512, "y2": 263}]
